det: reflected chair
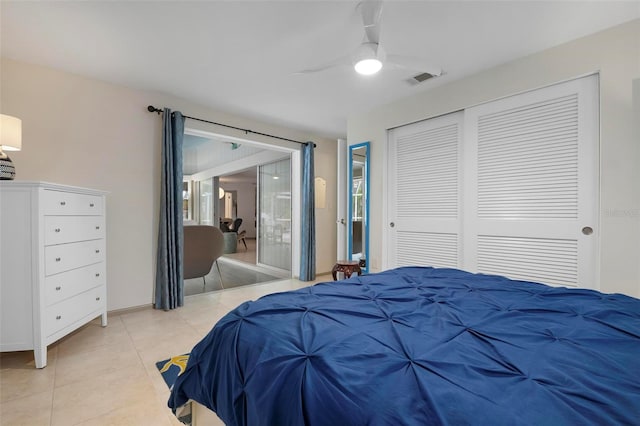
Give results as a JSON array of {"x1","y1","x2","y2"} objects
[
  {"x1": 230, "y1": 218, "x2": 247, "y2": 250},
  {"x1": 220, "y1": 218, "x2": 233, "y2": 232},
  {"x1": 183, "y1": 225, "x2": 225, "y2": 289},
  {"x1": 237, "y1": 230, "x2": 248, "y2": 250}
]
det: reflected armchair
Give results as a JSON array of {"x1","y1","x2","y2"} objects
[{"x1": 183, "y1": 225, "x2": 225, "y2": 289}]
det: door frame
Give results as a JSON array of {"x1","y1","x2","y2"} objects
[{"x1": 336, "y1": 138, "x2": 348, "y2": 261}]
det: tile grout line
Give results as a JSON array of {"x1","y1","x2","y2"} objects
[{"x1": 122, "y1": 313, "x2": 174, "y2": 424}]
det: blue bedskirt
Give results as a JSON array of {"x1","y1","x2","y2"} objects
[{"x1": 169, "y1": 267, "x2": 640, "y2": 425}]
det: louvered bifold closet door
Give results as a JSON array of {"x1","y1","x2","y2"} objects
[
  {"x1": 463, "y1": 75, "x2": 598, "y2": 289},
  {"x1": 387, "y1": 112, "x2": 463, "y2": 268}
]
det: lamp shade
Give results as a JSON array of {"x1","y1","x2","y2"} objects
[
  {"x1": 219, "y1": 187, "x2": 225, "y2": 199},
  {"x1": 0, "y1": 114, "x2": 22, "y2": 151}
]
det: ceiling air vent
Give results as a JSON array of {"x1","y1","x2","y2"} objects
[{"x1": 406, "y1": 72, "x2": 436, "y2": 86}]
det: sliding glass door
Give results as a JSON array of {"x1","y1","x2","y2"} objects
[{"x1": 258, "y1": 158, "x2": 292, "y2": 272}]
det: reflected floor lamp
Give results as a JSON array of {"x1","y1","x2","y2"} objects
[{"x1": 0, "y1": 114, "x2": 22, "y2": 180}]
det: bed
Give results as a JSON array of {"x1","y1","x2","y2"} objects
[{"x1": 168, "y1": 266, "x2": 640, "y2": 425}]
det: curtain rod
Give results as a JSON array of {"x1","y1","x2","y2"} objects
[{"x1": 147, "y1": 105, "x2": 315, "y2": 147}]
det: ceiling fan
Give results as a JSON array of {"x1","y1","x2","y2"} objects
[{"x1": 296, "y1": 0, "x2": 442, "y2": 77}]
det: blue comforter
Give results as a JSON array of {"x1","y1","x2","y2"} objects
[{"x1": 169, "y1": 267, "x2": 640, "y2": 425}]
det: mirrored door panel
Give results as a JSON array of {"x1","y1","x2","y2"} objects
[{"x1": 349, "y1": 142, "x2": 369, "y2": 272}]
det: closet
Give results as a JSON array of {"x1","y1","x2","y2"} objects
[{"x1": 387, "y1": 75, "x2": 598, "y2": 289}]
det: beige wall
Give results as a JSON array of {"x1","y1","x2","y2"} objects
[
  {"x1": 1, "y1": 58, "x2": 338, "y2": 310},
  {"x1": 348, "y1": 19, "x2": 640, "y2": 297}
]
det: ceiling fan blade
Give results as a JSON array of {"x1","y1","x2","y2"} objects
[
  {"x1": 293, "y1": 55, "x2": 351, "y2": 75},
  {"x1": 386, "y1": 54, "x2": 443, "y2": 77},
  {"x1": 359, "y1": 0, "x2": 383, "y2": 43}
]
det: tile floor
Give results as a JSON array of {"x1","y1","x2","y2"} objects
[
  {"x1": 222, "y1": 238, "x2": 256, "y2": 265},
  {"x1": 183, "y1": 257, "x2": 285, "y2": 296},
  {"x1": 0, "y1": 276, "x2": 328, "y2": 426}
]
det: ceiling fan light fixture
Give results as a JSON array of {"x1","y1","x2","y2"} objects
[
  {"x1": 354, "y1": 58, "x2": 383, "y2": 75},
  {"x1": 353, "y1": 42, "x2": 384, "y2": 75}
]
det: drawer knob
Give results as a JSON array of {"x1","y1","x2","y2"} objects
[
  {"x1": 96, "y1": 297, "x2": 101, "y2": 301},
  {"x1": 95, "y1": 249, "x2": 100, "y2": 254},
  {"x1": 56, "y1": 315, "x2": 62, "y2": 320},
  {"x1": 55, "y1": 228, "x2": 61, "y2": 233},
  {"x1": 95, "y1": 226, "x2": 100, "y2": 230},
  {"x1": 55, "y1": 286, "x2": 61, "y2": 291},
  {"x1": 60, "y1": 201, "x2": 66, "y2": 206},
  {"x1": 95, "y1": 273, "x2": 100, "y2": 277},
  {"x1": 90, "y1": 203, "x2": 95, "y2": 207},
  {"x1": 55, "y1": 257, "x2": 61, "y2": 262}
]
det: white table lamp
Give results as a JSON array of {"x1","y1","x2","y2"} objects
[{"x1": 0, "y1": 114, "x2": 22, "y2": 180}]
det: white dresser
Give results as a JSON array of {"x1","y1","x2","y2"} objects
[{"x1": 0, "y1": 181, "x2": 107, "y2": 368}]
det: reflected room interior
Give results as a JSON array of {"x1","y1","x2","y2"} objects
[
  {"x1": 349, "y1": 142, "x2": 369, "y2": 273},
  {"x1": 181, "y1": 135, "x2": 292, "y2": 295}
]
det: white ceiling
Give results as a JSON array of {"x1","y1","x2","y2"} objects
[
  {"x1": 183, "y1": 134, "x2": 266, "y2": 175},
  {"x1": 2, "y1": 1, "x2": 638, "y2": 139}
]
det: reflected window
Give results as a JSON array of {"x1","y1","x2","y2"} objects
[
  {"x1": 352, "y1": 178, "x2": 363, "y2": 221},
  {"x1": 199, "y1": 179, "x2": 213, "y2": 225},
  {"x1": 182, "y1": 182, "x2": 190, "y2": 220},
  {"x1": 258, "y1": 158, "x2": 292, "y2": 272}
]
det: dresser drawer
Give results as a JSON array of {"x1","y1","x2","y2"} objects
[
  {"x1": 44, "y1": 216, "x2": 105, "y2": 246},
  {"x1": 43, "y1": 190, "x2": 103, "y2": 216},
  {"x1": 45, "y1": 239, "x2": 105, "y2": 276},
  {"x1": 44, "y1": 285, "x2": 106, "y2": 337},
  {"x1": 45, "y1": 263, "x2": 105, "y2": 306}
]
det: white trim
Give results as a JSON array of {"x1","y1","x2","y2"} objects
[
  {"x1": 291, "y1": 149, "x2": 301, "y2": 278},
  {"x1": 336, "y1": 139, "x2": 347, "y2": 261},
  {"x1": 381, "y1": 135, "x2": 389, "y2": 272},
  {"x1": 185, "y1": 128, "x2": 297, "y2": 153}
]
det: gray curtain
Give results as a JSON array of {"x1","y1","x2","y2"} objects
[
  {"x1": 300, "y1": 141, "x2": 316, "y2": 281},
  {"x1": 155, "y1": 109, "x2": 185, "y2": 310}
]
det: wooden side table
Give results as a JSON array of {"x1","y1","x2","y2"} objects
[{"x1": 332, "y1": 260, "x2": 362, "y2": 281}]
